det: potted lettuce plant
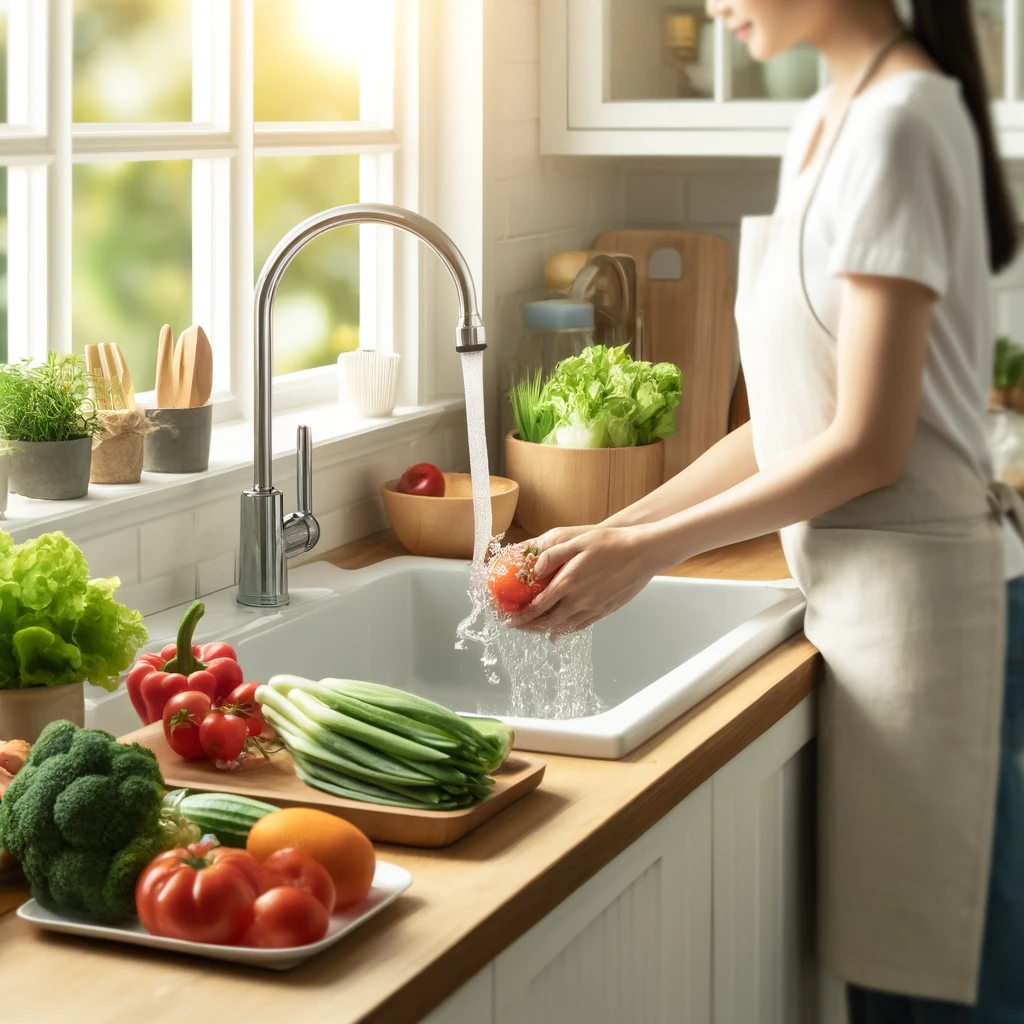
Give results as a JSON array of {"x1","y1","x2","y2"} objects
[
  {"x1": 506, "y1": 344, "x2": 683, "y2": 534},
  {"x1": 0, "y1": 354, "x2": 102, "y2": 500},
  {"x1": 0, "y1": 531, "x2": 148, "y2": 741}
]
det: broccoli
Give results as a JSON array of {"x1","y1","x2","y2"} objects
[{"x1": 0, "y1": 719, "x2": 196, "y2": 923}]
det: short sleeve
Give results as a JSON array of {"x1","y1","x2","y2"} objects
[{"x1": 826, "y1": 111, "x2": 956, "y2": 297}]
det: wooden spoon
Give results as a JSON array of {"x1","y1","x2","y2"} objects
[
  {"x1": 84, "y1": 344, "x2": 109, "y2": 411},
  {"x1": 110, "y1": 343, "x2": 136, "y2": 409},
  {"x1": 155, "y1": 324, "x2": 175, "y2": 408}
]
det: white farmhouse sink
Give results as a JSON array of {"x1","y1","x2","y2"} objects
[{"x1": 89, "y1": 558, "x2": 805, "y2": 760}]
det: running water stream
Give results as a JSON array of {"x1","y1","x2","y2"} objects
[{"x1": 455, "y1": 350, "x2": 604, "y2": 720}]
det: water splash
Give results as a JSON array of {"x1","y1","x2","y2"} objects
[{"x1": 454, "y1": 349, "x2": 604, "y2": 720}]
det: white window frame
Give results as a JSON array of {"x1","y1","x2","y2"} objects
[{"x1": 0, "y1": 0, "x2": 417, "y2": 424}]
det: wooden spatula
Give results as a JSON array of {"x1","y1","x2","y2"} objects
[
  {"x1": 110, "y1": 343, "x2": 136, "y2": 409},
  {"x1": 155, "y1": 324, "x2": 176, "y2": 408},
  {"x1": 174, "y1": 325, "x2": 213, "y2": 407},
  {"x1": 84, "y1": 344, "x2": 109, "y2": 410},
  {"x1": 97, "y1": 344, "x2": 123, "y2": 408}
]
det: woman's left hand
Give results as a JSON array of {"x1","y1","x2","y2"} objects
[{"x1": 510, "y1": 525, "x2": 663, "y2": 637}]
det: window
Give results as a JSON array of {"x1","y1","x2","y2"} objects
[{"x1": 0, "y1": 0, "x2": 405, "y2": 413}]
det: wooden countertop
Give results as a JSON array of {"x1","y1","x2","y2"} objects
[{"x1": 0, "y1": 533, "x2": 819, "y2": 1024}]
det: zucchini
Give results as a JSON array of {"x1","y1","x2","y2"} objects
[{"x1": 164, "y1": 790, "x2": 278, "y2": 847}]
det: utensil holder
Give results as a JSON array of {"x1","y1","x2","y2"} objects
[
  {"x1": 91, "y1": 432, "x2": 145, "y2": 484},
  {"x1": 143, "y1": 404, "x2": 213, "y2": 474},
  {"x1": 338, "y1": 350, "x2": 401, "y2": 417}
]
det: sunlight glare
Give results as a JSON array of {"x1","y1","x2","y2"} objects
[{"x1": 294, "y1": 0, "x2": 379, "y2": 64}]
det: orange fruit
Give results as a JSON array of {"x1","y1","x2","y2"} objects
[{"x1": 246, "y1": 808, "x2": 376, "y2": 911}]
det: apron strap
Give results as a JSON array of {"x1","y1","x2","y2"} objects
[{"x1": 798, "y1": 27, "x2": 908, "y2": 340}]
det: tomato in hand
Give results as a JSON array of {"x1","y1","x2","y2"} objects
[
  {"x1": 136, "y1": 841, "x2": 264, "y2": 945},
  {"x1": 200, "y1": 709, "x2": 249, "y2": 763},
  {"x1": 396, "y1": 462, "x2": 445, "y2": 498},
  {"x1": 242, "y1": 886, "x2": 330, "y2": 948},
  {"x1": 162, "y1": 690, "x2": 212, "y2": 759},
  {"x1": 261, "y1": 848, "x2": 336, "y2": 912},
  {"x1": 487, "y1": 545, "x2": 552, "y2": 614},
  {"x1": 225, "y1": 681, "x2": 270, "y2": 739}
]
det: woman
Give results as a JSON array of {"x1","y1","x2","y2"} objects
[{"x1": 513, "y1": 1, "x2": 1024, "y2": 1020}]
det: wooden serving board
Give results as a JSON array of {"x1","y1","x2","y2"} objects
[
  {"x1": 120, "y1": 723, "x2": 546, "y2": 849},
  {"x1": 591, "y1": 230, "x2": 737, "y2": 480}
]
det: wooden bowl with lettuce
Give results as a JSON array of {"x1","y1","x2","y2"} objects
[{"x1": 506, "y1": 345, "x2": 682, "y2": 536}]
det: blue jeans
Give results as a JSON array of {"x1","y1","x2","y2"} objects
[{"x1": 847, "y1": 577, "x2": 1024, "y2": 1024}]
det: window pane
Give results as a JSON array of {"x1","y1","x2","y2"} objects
[
  {"x1": 254, "y1": 156, "x2": 359, "y2": 376},
  {"x1": 732, "y1": 40, "x2": 819, "y2": 100},
  {"x1": 254, "y1": 0, "x2": 361, "y2": 121},
  {"x1": 0, "y1": 8, "x2": 7, "y2": 123},
  {"x1": 0, "y1": 169, "x2": 7, "y2": 364},
  {"x1": 73, "y1": 161, "x2": 192, "y2": 392},
  {"x1": 73, "y1": 0, "x2": 192, "y2": 122}
]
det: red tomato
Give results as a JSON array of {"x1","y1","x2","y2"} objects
[
  {"x1": 226, "y1": 681, "x2": 269, "y2": 739},
  {"x1": 242, "y1": 887, "x2": 329, "y2": 948},
  {"x1": 162, "y1": 691, "x2": 212, "y2": 759},
  {"x1": 200, "y1": 709, "x2": 249, "y2": 763},
  {"x1": 396, "y1": 462, "x2": 445, "y2": 498},
  {"x1": 261, "y1": 848, "x2": 336, "y2": 912},
  {"x1": 136, "y1": 842, "x2": 264, "y2": 945},
  {"x1": 486, "y1": 545, "x2": 552, "y2": 614}
]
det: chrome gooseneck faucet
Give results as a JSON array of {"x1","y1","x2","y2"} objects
[{"x1": 237, "y1": 203, "x2": 487, "y2": 608}]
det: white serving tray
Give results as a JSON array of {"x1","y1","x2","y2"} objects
[{"x1": 17, "y1": 860, "x2": 411, "y2": 970}]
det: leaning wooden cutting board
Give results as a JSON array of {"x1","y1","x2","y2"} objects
[
  {"x1": 591, "y1": 230, "x2": 736, "y2": 479},
  {"x1": 120, "y1": 723, "x2": 546, "y2": 849}
]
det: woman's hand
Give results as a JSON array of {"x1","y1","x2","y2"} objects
[{"x1": 510, "y1": 525, "x2": 664, "y2": 637}]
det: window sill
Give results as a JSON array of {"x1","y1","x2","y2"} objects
[{"x1": 1, "y1": 398, "x2": 467, "y2": 543}]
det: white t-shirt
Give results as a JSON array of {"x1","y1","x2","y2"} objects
[{"x1": 776, "y1": 70, "x2": 1024, "y2": 577}]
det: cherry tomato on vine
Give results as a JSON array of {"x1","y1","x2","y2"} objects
[
  {"x1": 200, "y1": 709, "x2": 249, "y2": 763},
  {"x1": 162, "y1": 690, "x2": 212, "y2": 760}
]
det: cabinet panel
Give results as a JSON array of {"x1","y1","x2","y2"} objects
[
  {"x1": 495, "y1": 779, "x2": 713, "y2": 1024},
  {"x1": 422, "y1": 966, "x2": 495, "y2": 1024},
  {"x1": 712, "y1": 697, "x2": 817, "y2": 1024}
]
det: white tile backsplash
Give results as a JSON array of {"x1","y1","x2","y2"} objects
[
  {"x1": 195, "y1": 495, "x2": 239, "y2": 562},
  {"x1": 122, "y1": 567, "x2": 197, "y2": 618},
  {"x1": 139, "y1": 510, "x2": 197, "y2": 581},
  {"x1": 77, "y1": 530, "x2": 140, "y2": 585},
  {"x1": 496, "y1": 61, "x2": 541, "y2": 123},
  {"x1": 197, "y1": 552, "x2": 236, "y2": 598}
]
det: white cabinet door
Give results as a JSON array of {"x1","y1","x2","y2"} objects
[
  {"x1": 494, "y1": 779, "x2": 713, "y2": 1024},
  {"x1": 422, "y1": 966, "x2": 495, "y2": 1024},
  {"x1": 712, "y1": 696, "x2": 817, "y2": 1024}
]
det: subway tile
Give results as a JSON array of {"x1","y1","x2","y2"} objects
[
  {"x1": 496, "y1": 62, "x2": 540, "y2": 123},
  {"x1": 493, "y1": 120, "x2": 542, "y2": 182},
  {"x1": 507, "y1": 177, "x2": 555, "y2": 239},
  {"x1": 120, "y1": 567, "x2": 196, "y2": 618},
  {"x1": 495, "y1": 235, "x2": 547, "y2": 296},
  {"x1": 493, "y1": 1, "x2": 539, "y2": 63},
  {"x1": 409, "y1": 430, "x2": 448, "y2": 471},
  {"x1": 624, "y1": 169, "x2": 687, "y2": 227},
  {"x1": 139, "y1": 510, "x2": 196, "y2": 580},
  {"x1": 195, "y1": 495, "x2": 238, "y2": 561},
  {"x1": 197, "y1": 552, "x2": 236, "y2": 597},
  {"x1": 78, "y1": 529, "x2": 140, "y2": 585},
  {"x1": 686, "y1": 167, "x2": 779, "y2": 224}
]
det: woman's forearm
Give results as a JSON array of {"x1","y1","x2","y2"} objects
[
  {"x1": 644, "y1": 425, "x2": 891, "y2": 570},
  {"x1": 602, "y1": 422, "x2": 758, "y2": 527}
]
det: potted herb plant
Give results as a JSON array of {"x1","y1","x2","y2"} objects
[
  {"x1": 0, "y1": 442, "x2": 10, "y2": 520},
  {"x1": 0, "y1": 354, "x2": 103, "y2": 500},
  {"x1": 506, "y1": 344, "x2": 683, "y2": 535},
  {"x1": 0, "y1": 531, "x2": 148, "y2": 741}
]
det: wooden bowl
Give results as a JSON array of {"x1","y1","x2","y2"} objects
[
  {"x1": 505, "y1": 432, "x2": 664, "y2": 535},
  {"x1": 380, "y1": 473, "x2": 519, "y2": 559}
]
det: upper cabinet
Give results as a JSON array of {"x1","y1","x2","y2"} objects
[{"x1": 540, "y1": 0, "x2": 1024, "y2": 158}]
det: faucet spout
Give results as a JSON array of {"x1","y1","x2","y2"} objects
[{"x1": 238, "y1": 203, "x2": 486, "y2": 608}]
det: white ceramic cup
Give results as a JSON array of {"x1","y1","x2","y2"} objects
[{"x1": 337, "y1": 349, "x2": 402, "y2": 417}]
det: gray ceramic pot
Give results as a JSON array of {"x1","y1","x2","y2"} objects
[
  {"x1": 144, "y1": 404, "x2": 213, "y2": 473},
  {"x1": 8, "y1": 437, "x2": 93, "y2": 500}
]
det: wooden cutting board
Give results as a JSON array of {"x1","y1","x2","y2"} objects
[
  {"x1": 591, "y1": 230, "x2": 737, "y2": 479},
  {"x1": 120, "y1": 723, "x2": 546, "y2": 849}
]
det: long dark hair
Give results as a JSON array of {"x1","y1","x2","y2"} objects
[{"x1": 910, "y1": 0, "x2": 1019, "y2": 272}]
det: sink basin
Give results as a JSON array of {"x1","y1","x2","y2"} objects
[{"x1": 90, "y1": 558, "x2": 805, "y2": 759}]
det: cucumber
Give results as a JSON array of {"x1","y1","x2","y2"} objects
[{"x1": 164, "y1": 790, "x2": 278, "y2": 848}]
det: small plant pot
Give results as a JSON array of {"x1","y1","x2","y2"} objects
[
  {"x1": 0, "y1": 682, "x2": 85, "y2": 743},
  {"x1": 91, "y1": 432, "x2": 145, "y2": 485},
  {"x1": 8, "y1": 437, "x2": 93, "y2": 500},
  {"x1": 0, "y1": 452, "x2": 8, "y2": 518},
  {"x1": 505, "y1": 432, "x2": 665, "y2": 536},
  {"x1": 144, "y1": 404, "x2": 213, "y2": 474}
]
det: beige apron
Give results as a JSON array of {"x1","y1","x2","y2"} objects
[{"x1": 736, "y1": 45, "x2": 1015, "y2": 1003}]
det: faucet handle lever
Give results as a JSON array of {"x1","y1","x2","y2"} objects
[{"x1": 296, "y1": 424, "x2": 313, "y2": 515}]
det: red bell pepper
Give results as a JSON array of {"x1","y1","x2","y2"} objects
[{"x1": 126, "y1": 601, "x2": 245, "y2": 725}]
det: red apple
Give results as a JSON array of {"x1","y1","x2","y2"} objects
[{"x1": 397, "y1": 463, "x2": 445, "y2": 497}]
